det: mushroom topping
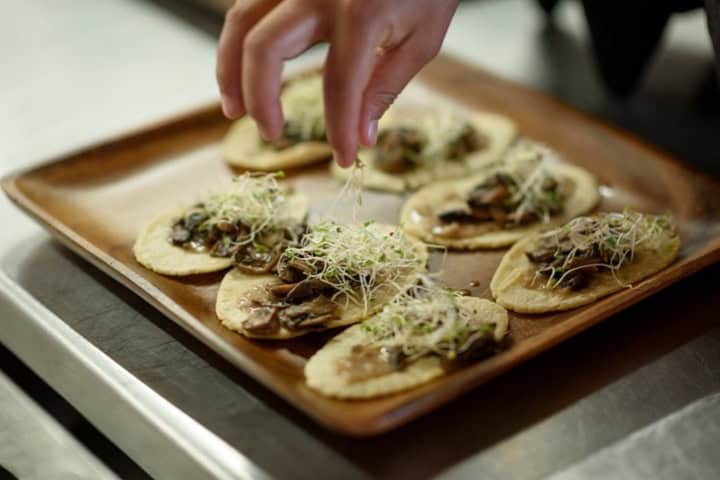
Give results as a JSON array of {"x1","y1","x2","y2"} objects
[
  {"x1": 168, "y1": 172, "x2": 306, "y2": 273},
  {"x1": 526, "y1": 211, "x2": 676, "y2": 291},
  {"x1": 243, "y1": 306, "x2": 280, "y2": 335},
  {"x1": 277, "y1": 258, "x2": 316, "y2": 283},
  {"x1": 277, "y1": 295, "x2": 337, "y2": 329},
  {"x1": 285, "y1": 278, "x2": 334, "y2": 303},
  {"x1": 446, "y1": 123, "x2": 488, "y2": 160},
  {"x1": 434, "y1": 168, "x2": 566, "y2": 233},
  {"x1": 351, "y1": 284, "x2": 507, "y2": 380},
  {"x1": 234, "y1": 243, "x2": 284, "y2": 274},
  {"x1": 374, "y1": 127, "x2": 426, "y2": 173}
]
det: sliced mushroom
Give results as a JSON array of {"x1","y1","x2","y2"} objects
[
  {"x1": 380, "y1": 345, "x2": 407, "y2": 370},
  {"x1": 438, "y1": 208, "x2": 474, "y2": 223},
  {"x1": 526, "y1": 247, "x2": 556, "y2": 264},
  {"x1": 447, "y1": 125, "x2": 488, "y2": 159},
  {"x1": 242, "y1": 306, "x2": 280, "y2": 335},
  {"x1": 489, "y1": 206, "x2": 508, "y2": 226},
  {"x1": 210, "y1": 240, "x2": 235, "y2": 258},
  {"x1": 215, "y1": 221, "x2": 237, "y2": 233},
  {"x1": 277, "y1": 259, "x2": 315, "y2": 283},
  {"x1": 563, "y1": 272, "x2": 589, "y2": 291},
  {"x1": 294, "y1": 313, "x2": 338, "y2": 328},
  {"x1": 450, "y1": 334, "x2": 496, "y2": 365},
  {"x1": 170, "y1": 224, "x2": 191, "y2": 245},
  {"x1": 374, "y1": 127, "x2": 424, "y2": 173},
  {"x1": 286, "y1": 279, "x2": 334, "y2": 303},
  {"x1": 278, "y1": 295, "x2": 336, "y2": 329},
  {"x1": 267, "y1": 282, "x2": 297, "y2": 298},
  {"x1": 184, "y1": 211, "x2": 208, "y2": 230},
  {"x1": 234, "y1": 244, "x2": 282, "y2": 274}
]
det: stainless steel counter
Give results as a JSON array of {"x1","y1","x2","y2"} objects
[{"x1": 1, "y1": 0, "x2": 719, "y2": 478}]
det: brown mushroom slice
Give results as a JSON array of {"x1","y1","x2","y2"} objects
[
  {"x1": 266, "y1": 282, "x2": 297, "y2": 298},
  {"x1": 234, "y1": 243, "x2": 283, "y2": 274},
  {"x1": 170, "y1": 224, "x2": 191, "y2": 245},
  {"x1": 447, "y1": 125, "x2": 489, "y2": 159},
  {"x1": 285, "y1": 278, "x2": 334, "y2": 303},
  {"x1": 276, "y1": 258, "x2": 316, "y2": 283},
  {"x1": 242, "y1": 306, "x2": 281, "y2": 335},
  {"x1": 278, "y1": 295, "x2": 337, "y2": 329},
  {"x1": 295, "y1": 313, "x2": 339, "y2": 328},
  {"x1": 374, "y1": 127, "x2": 425, "y2": 174}
]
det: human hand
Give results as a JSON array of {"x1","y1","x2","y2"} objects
[{"x1": 217, "y1": 0, "x2": 458, "y2": 167}]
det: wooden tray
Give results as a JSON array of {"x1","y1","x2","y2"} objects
[{"x1": 4, "y1": 56, "x2": 720, "y2": 436}]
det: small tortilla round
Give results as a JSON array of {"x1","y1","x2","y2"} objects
[
  {"x1": 216, "y1": 225, "x2": 429, "y2": 339},
  {"x1": 133, "y1": 194, "x2": 308, "y2": 276},
  {"x1": 330, "y1": 112, "x2": 517, "y2": 193},
  {"x1": 222, "y1": 117, "x2": 332, "y2": 170},
  {"x1": 305, "y1": 297, "x2": 508, "y2": 399},
  {"x1": 490, "y1": 228, "x2": 681, "y2": 314},
  {"x1": 400, "y1": 162, "x2": 599, "y2": 249}
]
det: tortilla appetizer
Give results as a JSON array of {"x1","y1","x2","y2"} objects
[
  {"x1": 490, "y1": 210, "x2": 680, "y2": 313},
  {"x1": 216, "y1": 221, "x2": 428, "y2": 339},
  {"x1": 134, "y1": 172, "x2": 307, "y2": 276},
  {"x1": 400, "y1": 141, "x2": 599, "y2": 249},
  {"x1": 305, "y1": 283, "x2": 508, "y2": 399},
  {"x1": 330, "y1": 109, "x2": 517, "y2": 193},
  {"x1": 223, "y1": 73, "x2": 332, "y2": 170}
]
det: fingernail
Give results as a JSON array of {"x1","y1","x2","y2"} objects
[
  {"x1": 366, "y1": 119, "x2": 378, "y2": 146},
  {"x1": 258, "y1": 125, "x2": 274, "y2": 142},
  {"x1": 333, "y1": 150, "x2": 352, "y2": 169},
  {"x1": 221, "y1": 93, "x2": 243, "y2": 119}
]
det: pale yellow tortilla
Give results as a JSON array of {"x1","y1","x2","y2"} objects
[
  {"x1": 223, "y1": 74, "x2": 332, "y2": 170},
  {"x1": 216, "y1": 225, "x2": 429, "y2": 339},
  {"x1": 400, "y1": 162, "x2": 599, "y2": 249},
  {"x1": 304, "y1": 297, "x2": 508, "y2": 399},
  {"x1": 330, "y1": 112, "x2": 517, "y2": 193},
  {"x1": 222, "y1": 117, "x2": 332, "y2": 170},
  {"x1": 490, "y1": 228, "x2": 681, "y2": 314},
  {"x1": 133, "y1": 194, "x2": 307, "y2": 276}
]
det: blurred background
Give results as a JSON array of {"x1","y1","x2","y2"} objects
[
  {"x1": 2, "y1": 0, "x2": 719, "y2": 176},
  {"x1": 1, "y1": 1, "x2": 719, "y2": 478}
]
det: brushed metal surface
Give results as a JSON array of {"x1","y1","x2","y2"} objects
[{"x1": 0, "y1": 370, "x2": 117, "y2": 480}]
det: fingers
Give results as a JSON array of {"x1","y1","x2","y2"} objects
[
  {"x1": 217, "y1": 0, "x2": 281, "y2": 119},
  {"x1": 359, "y1": 30, "x2": 450, "y2": 147},
  {"x1": 324, "y1": 7, "x2": 381, "y2": 167},
  {"x1": 242, "y1": 0, "x2": 326, "y2": 140}
]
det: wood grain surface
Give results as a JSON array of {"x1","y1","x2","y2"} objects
[{"x1": 4, "y1": 55, "x2": 720, "y2": 435}]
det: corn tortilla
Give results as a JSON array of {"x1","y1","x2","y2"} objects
[
  {"x1": 490, "y1": 228, "x2": 680, "y2": 313},
  {"x1": 305, "y1": 297, "x2": 508, "y2": 399},
  {"x1": 216, "y1": 225, "x2": 429, "y2": 339},
  {"x1": 400, "y1": 162, "x2": 599, "y2": 249},
  {"x1": 330, "y1": 112, "x2": 517, "y2": 193},
  {"x1": 133, "y1": 194, "x2": 307, "y2": 276}
]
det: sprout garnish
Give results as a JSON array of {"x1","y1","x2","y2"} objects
[
  {"x1": 280, "y1": 220, "x2": 424, "y2": 313},
  {"x1": 171, "y1": 171, "x2": 301, "y2": 258},
  {"x1": 530, "y1": 209, "x2": 675, "y2": 289},
  {"x1": 361, "y1": 278, "x2": 498, "y2": 362}
]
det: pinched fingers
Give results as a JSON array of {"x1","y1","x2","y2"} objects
[{"x1": 324, "y1": 4, "x2": 382, "y2": 167}]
